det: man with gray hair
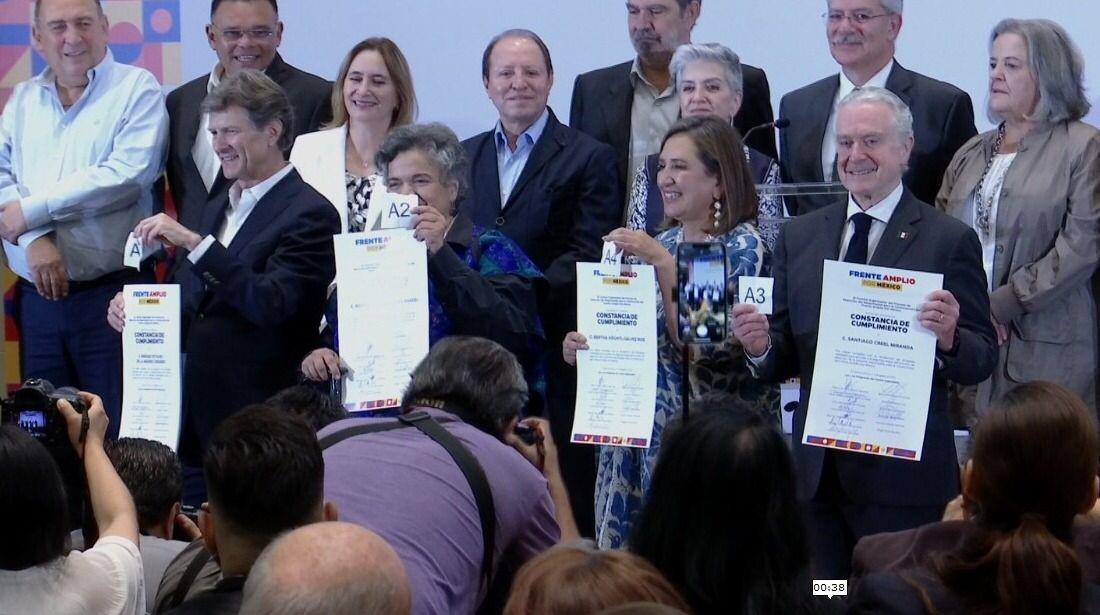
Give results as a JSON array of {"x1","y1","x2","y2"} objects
[
  {"x1": 239, "y1": 522, "x2": 411, "y2": 615},
  {"x1": 732, "y1": 87, "x2": 996, "y2": 578},
  {"x1": 779, "y1": 0, "x2": 976, "y2": 214},
  {"x1": 107, "y1": 69, "x2": 340, "y2": 501}
]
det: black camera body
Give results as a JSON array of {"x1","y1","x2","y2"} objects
[{"x1": 1, "y1": 378, "x2": 85, "y2": 453}]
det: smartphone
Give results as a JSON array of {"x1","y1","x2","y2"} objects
[{"x1": 676, "y1": 242, "x2": 729, "y2": 344}]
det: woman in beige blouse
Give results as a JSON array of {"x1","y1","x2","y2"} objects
[{"x1": 937, "y1": 18, "x2": 1100, "y2": 419}]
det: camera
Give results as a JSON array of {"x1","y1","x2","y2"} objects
[{"x1": 1, "y1": 378, "x2": 86, "y2": 453}]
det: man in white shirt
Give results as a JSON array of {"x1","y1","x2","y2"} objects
[
  {"x1": 732, "y1": 88, "x2": 996, "y2": 578},
  {"x1": 108, "y1": 69, "x2": 339, "y2": 502},
  {"x1": 779, "y1": 0, "x2": 976, "y2": 214},
  {"x1": 0, "y1": 0, "x2": 168, "y2": 437}
]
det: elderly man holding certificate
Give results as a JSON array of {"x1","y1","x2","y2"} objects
[{"x1": 732, "y1": 87, "x2": 996, "y2": 580}]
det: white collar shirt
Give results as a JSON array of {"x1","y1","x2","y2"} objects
[
  {"x1": 494, "y1": 108, "x2": 549, "y2": 208},
  {"x1": 188, "y1": 163, "x2": 295, "y2": 263},
  {"x1": 191, "y1": 64, "x2": 224, "y2": 192},
  {"x1": 840, "y1": 180, "x2": 904, "y2": 261}
]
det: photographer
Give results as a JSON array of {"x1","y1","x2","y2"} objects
[{"x1": 0, "y1": 392, "x2": 144, "y2": 615}]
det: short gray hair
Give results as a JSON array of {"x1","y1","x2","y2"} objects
[
  {"x1": 401, "y1": 336, "x2": 528, "y2": 436},
  {"x1": 670, "y1": 43, "x2": 743, "y2": 96},
  {"x1": 837, "y1": 86, "x2": 914, "y2": 143},
  {"x1": 202, "y1": 69, "x2": 295, "y2": 151},
  {"x1": 825, "y1": 0, "x2": 902, "y2": 15},
  {"x1": 989, "y1": 18, "x2": 1090, "y2": 124},
  {"x1": 376, "y1": 122, "x2": 469, "y2": 201}
]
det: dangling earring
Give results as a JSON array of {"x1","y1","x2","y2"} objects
[{"x1": 713, "y1": 200, "x2": 722, "y2": 230}]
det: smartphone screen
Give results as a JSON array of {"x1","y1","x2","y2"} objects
[{"x1": 676, "y1": 242, "x2": 729, "y2": 344}]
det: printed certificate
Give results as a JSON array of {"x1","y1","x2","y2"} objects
[
  {"x1": 334, "y1": 231, "x2": 429, "y2": 412},
  {"x1": 572, "y1": 263, "x2": 659, "y2": 448},
  {"x1": 119, "y1": 284, "x2": 182, "y2": 449},
  {"x1": 803, "y1": 261, "x2": 942, "y2": 461}
]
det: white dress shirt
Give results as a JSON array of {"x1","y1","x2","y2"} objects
[
  {"x1": 821, "y1": 60, "x2": 894, "y2": 181},
  {"x1": 963, "y1": 152, "x2": 1016, "y2": 293},
  {"x1": 189, "y1": 163, "x2": 296, "y2": 263},
  {"x1": 495, "y1": 108, "x2": 549, "y2": 207},
  {"x1": 191, "y1": 65, "x2": 224, "y2": 192},
  {"x1": 0, "y1": 50, "x2": 168, "y2": 281}
]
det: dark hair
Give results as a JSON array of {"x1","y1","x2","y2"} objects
[
  {"x1": 202, "y1": 69, "x2": 295, "y2": 151},
  {"x1": 203, "y1": 405, "x2": 325, "y2": 543},
  {"x1": 930, "y1": 382, "x2": 1098, "y2": 614},
  {"x1": 481, "y1": 29, "x2": 554, "y2": 80},
  {"x1": 328, "y1": 37, "x2": 418, "y2": 130},
  {"x1": 266, "y1": 385, "x2": 348, "y2": 432},
  {"x1": 34, "y1": 0, "x2": 103, "y2": 22},
  {"x1": 630, "y1": 407, "x2": 811, "y2": 614},
  {"x1": 211, "y1": 0, "x2": 278, "y2": 18},
  {"x1": 675, "y1": 0, "x2": 701, "y2": 10},
  {"x1": 503, "y1": 543, "x2": 691, "y2": 615},
  {"x1": 659, "y1": 116, "x2": 758, "y2": 234},
  {"x1": 401, "y1": 336, "x2": 528, "y2": 437},
  {"x1": 106, "y1": 438, "x2": 182, "y2": 533},
  {"x1": 0, "y1": 426, "x2": 69, "y2": 570}
]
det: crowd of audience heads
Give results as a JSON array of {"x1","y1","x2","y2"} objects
[{"x1": 4, "y1": 0, "x2": 1100, "y2": 614}]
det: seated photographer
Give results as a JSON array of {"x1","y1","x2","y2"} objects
[
  {"x1": 310, "y1": 336, "x2": 575, "y2": 614},
  {"x1": 0, "y1": 393, "x2": 145, "y2": 615},
  {"x1": 154, "y1": 406, "x2": 337, "y2": 615},
  {"x1": 106, "y1": 438, "x2": 199, "y2": 614}
]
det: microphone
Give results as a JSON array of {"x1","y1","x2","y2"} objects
[{"x1": 741, "y1": 118, "x2": 789, "y2": 144}]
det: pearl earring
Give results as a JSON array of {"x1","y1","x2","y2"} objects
[{"x1": 713, "y1": 200, "x2": 722, "y2": 229}]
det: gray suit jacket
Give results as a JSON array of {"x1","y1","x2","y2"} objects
[{"x1": 937, "y1": 120, "x2": 1100, "y2": 412}]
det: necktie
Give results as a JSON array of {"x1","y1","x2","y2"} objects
[{"x1": 843, "y1": 212, "x2": 873, "y2": 264}]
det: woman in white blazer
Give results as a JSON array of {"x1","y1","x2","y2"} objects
[{"x1": 290, "y1": 38, "x2": 417, "y2": 232}]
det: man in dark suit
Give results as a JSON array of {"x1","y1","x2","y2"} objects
[
  {"x1": 570, "y1": 0, "x2": 776, "y2": 194},
  {"x1": 732, "y1": 87, "x2": 996, "y2": 578},
  {"x1": 109, "y1": 70, "x2": 339, "y2": 501},
  {"x1": 779, "y1": 0, "x2": 975, "y2": 215},
  {"x1": 166, "y1": 0, "x2": 331, "y2": 229},
  {"x1": 460, "y1": 29, "x2": 621, "y2": 537}
]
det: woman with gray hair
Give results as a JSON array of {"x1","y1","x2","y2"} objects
[
  {"x1": 301, "y1": 123, "x2": 548, "y2": 409},
  {"x1": 625, "y1": 43, "x2": 783, "y2": 249},
  {"x1": 936, "y1": 18, "x2": 1100, "y2": 421}
]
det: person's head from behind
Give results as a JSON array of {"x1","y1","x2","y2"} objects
[
  {"x1": 503, "y1": 543, "x2": 690, "y2": 615},
  {"x1": 329, "y1": 37, "x2": 417, "y2": 131},
  {"x1": 266, "y1": 385, "x2": 348, "y2": 432},
  {"x1": 0, "y1": 425, "x2": 69, "y2": 570},
  {"x1": 400, "y1": 336, "x2": 528, "y2": 440},
  {"x1": 201, "y1": 405, "x2": 336, "y2": 573},
  {"x1": 106, "y1": 438, "x2": 182, "y2": 540},
  {"x1": 630, "y1": 405, "x2": 809, "y2": 614},
  {"x1": 202, "y1": 69, "x2": 293, "y2": 186},
  {"x1": 671, "y1": 43, "x2": 744, "y2": 123},
  {"x1": 936, "y1": 381, "x2": 1099, "y2": 614},
  {"x1": 240, "y1": 522, "x2": 410, "y2": 615},
  {"x1": 599, "y1": 604, "x2": 689, "y2": 615},
  {"x1": 207, "y1": 0, "x2": 282, "y2": 75},
  {"x1": 657, "y1": 115, "x2": 758, "y2": 234}
]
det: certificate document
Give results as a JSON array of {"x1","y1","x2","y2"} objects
[
  {"x1": 119, "y1": 284, "x2": 182, "y2": 449},
  {"x1": 803, "y1": 261, "x2": 942, "y2": 461},
  {"x1": 572, "y1": 263, "x2": 658, "y2": 448},
  {"x1": 334, "y1": 231, "x2": 429, "y2": 412}
]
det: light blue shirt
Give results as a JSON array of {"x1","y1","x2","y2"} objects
[
  {"x1": 0, "y1": 49, "x2": 169, "y2": 281},
  {"x1": 494, "y1": 108, "x2": 549, "y2": 208}
]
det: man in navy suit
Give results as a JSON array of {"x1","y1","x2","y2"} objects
[
  {"x1": 733, "y1": 87, "x2": 996, "y2": 579},
  {"x1": 460, "y1": 29, "x2": 621, "y2": 537},
  {"x1": 779, "y1": 0, "x2": 975, "y2": 214},
  {"x1": 570, "y1": 0, "x2": 776, "y2": 194},
  {"x1": 109, "y1": 70, "x2": 339, "y2": 493}
]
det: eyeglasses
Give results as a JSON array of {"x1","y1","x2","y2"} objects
[
  {"x1": 822, "y1": 10, "x2": 892, "y2": 25},
  {"x1": 214, "y1": 27, "x2": 276, "y2": 42}
]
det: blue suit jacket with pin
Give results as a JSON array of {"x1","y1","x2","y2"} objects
[
  {"x1": 175, "y1": 169, "x2": 340, "y2": 459},
  {"x1": 753, "y1": 190, "x2": 996, "y2": 507}
]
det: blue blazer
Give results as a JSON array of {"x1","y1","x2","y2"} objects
[
  {"x1": 754, "y1": 190, "x2": 996, "y2": 507},
  {"x1": 176, "y1": 169, "x2": 340, "y2": 460}
]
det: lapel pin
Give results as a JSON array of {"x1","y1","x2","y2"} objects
[{"x1": 898, "y1": 231, "x2": 909, "y2": 240}]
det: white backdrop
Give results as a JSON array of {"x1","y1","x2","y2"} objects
[{"x1": 179, "y1": 2, "x2": 1100, "y2": 139}]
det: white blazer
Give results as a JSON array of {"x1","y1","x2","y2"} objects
[{"x1": 290, "y1": 127, "x2": 349, "y2": 232}]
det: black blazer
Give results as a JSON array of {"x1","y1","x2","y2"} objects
[
  {"x1": 165, "y1": 54, "x2": 333, "y2": 228},
  {"x1": 176, "y1": 169, "x2": 340, "y2": 460},
  {"x1": 459, "y1": 109, "x2": 621, "y2": 333},
  {"x1": 778, "y1": 61, "x2": 976, "y2": 215},
  {"x1": 569, "y1": 59, "x2": 776, "y2": 190},
  {"x1": 753, "y1": 191, "x2": 996, "y2": 507}
]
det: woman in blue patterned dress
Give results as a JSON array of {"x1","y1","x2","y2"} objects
[
  {"x1": 301, "y1": 123, "x2": 546, "y2": 404},
  {"x1": 564, "y1": 116, "x2": 777, "y2": 549}
]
